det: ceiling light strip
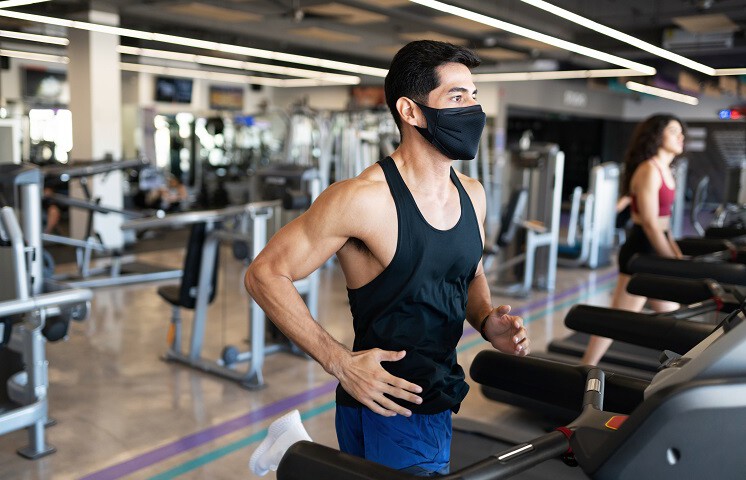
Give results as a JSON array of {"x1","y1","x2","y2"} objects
[
  {"x1": 473, "y1": 68, "x2": 648, "y2": 82},
  {"x1": 715, "y1": 68, "x2": 746, "y2": 76},
  {"x1": 625, "y1": 81, "x2": 699, "y2": 105},
  {"x1": 0, "y1": 9, "x2": 388, "y2": 77},
  {"x1": 0, "y1": 29, "x2": 68, "y2": 45},
  {"x1": 519, "y1": 0, "x2": 717, "y2": 76},
  {"x1": 117, "y1": 46, "x2": 360, "y2": 84},
  {"x1": 0, "y1": 0, "x2": 49, "y2": 8},
  {"x1": 409, "y1": 0, "x2": 655, "y2": 75},
  {"x1": 120, "y1": 62, "x2": 349, "y2": 88},
  {"x1": 0, "y1": 47, "x2": 67, "y2": 63}
]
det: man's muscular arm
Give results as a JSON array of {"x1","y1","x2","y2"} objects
[
  {"x1": 461, "y1": 176, "x2": 530, "y2": 355},
  {"x1": 245, "y1": 180, "x2": 422, "y2": 417}
]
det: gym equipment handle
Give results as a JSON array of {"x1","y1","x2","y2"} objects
[
  {"x1": 627, "y1": 273, "x2": 721, "y2": 305},
  {"x1": 677, "y1": 237, "x2": 735, "y2": 257},
  {"x1": 627, "y1": 254, "x2": 746, "y2": 286},
  {"x1": 0, "y1": 289, "x2": 93, "y2": 317},
  {"x1": 565, "y1": 305, "x2": 714, "y2": 354},
  {"x1": 121, "y1": 200, "x2": 281, "y2": 231},
  {"x1": 582, "y1": 368, "x2": 605, "y2": 411}
]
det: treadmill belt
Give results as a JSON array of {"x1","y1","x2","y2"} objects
[{"x1": 548, "y1": 333, "x2": 662, "y2": 371}]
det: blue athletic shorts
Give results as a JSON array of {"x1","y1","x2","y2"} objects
[{"x1": 335, "y1": 404, "x2": 452, "y2": 477}]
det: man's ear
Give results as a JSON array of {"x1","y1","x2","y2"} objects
[{"x1": 396, "y1": 97, "x2": 423, "y2": 128}]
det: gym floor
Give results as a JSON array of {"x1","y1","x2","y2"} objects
[{"x1": 0, "y1": 238, "x2": 619, "y2": 480}]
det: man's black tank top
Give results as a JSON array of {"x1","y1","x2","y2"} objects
[{"x1": 336, "y1": 157, "x2": 483, "y2": 414}]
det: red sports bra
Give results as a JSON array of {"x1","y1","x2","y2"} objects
[{"x1": 630, "y1": 161, "x2": 675, "y2": 217}]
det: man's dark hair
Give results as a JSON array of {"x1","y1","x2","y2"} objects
[{"x1": 384, "y1": 40, "x2": 481, "y2": 131}]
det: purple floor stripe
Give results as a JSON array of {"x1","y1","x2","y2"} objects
[
  {"x1": 79, "y1": 380, "x2": 338, "y2": 480},
  {"x1": 80, "y1": 269, "x2": 618, "y2": 480}
]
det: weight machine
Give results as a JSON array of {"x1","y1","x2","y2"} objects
[
  {"x1": 122, "y1": 168, "x2": 321, "y2": 389},
  {"x1": 485, "y1": 142, "x2": 564, "y2": 296},
  {"x1": 0, "y1": 164, "x2": 91, "y2": 459},
  {"x1": 558, "y1": 163, "x2": 620, "y2": 269}
]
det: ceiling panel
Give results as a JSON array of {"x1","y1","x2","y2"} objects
[
  {"x1": 433, "y1": 15, "x2": 496, "y2": 33},
  {"x1": 289, "y1": 27, "x2": 362, "y2": 43},
  {"x1": 475, "y1": 47, "x2": 529, "y2": 62},
  {"x1": 303, "y1": 3, "x2": 388, "y2": 25},
  {"x1": 355, "y1": 0, "x2": 410, "y2": 7},
  {"x1": 507, "y1": 37, "x2": 563, "y2": 52},
  {"x1": 673, "y1": 13, "x2": 740, "y2": 34},
  {"x1": 399, "y1": 30, "x2": 467, "y2": 45},
  {"x1": 165, "y1": 2, "x2": 261, "y2": 23},
  {"x1": 374, "y1": 44, "x2": 407, "y2": 57}
]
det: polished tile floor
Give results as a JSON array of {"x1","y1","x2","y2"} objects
[{"x1": 0, "y1": 241, "x2": 619, "y2": 480}]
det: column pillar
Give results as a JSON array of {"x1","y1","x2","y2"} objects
[{"x1": 67, "y1": 4, "x2": 124, "y2": 248}]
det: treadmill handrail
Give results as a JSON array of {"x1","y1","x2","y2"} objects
[
  {"x1": 277, "y1": 431, "x2": 570, "y2": 480},
  {"x1": 627, "y1": 254, "x2": 746, "y2": 286},
  {"x1": 121, "y1": 200, "x2": 281, "y2": 231},
  {"x1": 565, "y1": 304, "x2": 714, "y2": 353},
  {"x1": 626, "y1": 273, "x2": 722, "y2": 305}
]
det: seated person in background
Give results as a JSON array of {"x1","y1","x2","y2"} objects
[{"x1": 143, "y1": 174, "x2": 189, "y2": 212}]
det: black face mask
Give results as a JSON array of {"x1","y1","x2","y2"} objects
[{"x1": 413, "y1": 101, "x2": 487, "y2": 160}]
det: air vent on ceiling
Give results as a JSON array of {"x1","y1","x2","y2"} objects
[{"x1": 662, "y1": 28, "x2": 733, "y2": 52}]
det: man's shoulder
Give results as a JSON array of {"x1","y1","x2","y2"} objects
[
  {"x1": 319, "y1": 164, "x2": 391, "y2": 210},
  {"x1": 454, "y1": 170, "x2": 485, "y2": 197}
]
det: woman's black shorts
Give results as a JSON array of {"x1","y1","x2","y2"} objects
[{"x1": 618, "y1": 224, "x2": 666, "y2": 275}]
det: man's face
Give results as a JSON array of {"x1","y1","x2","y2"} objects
[{"x1": 425, "y1": 62, "x2": 479, "y2": 109}]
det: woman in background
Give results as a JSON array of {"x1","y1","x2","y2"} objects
[{"x1": 582, "y1": 114, "x2": 685, "y2": 365}]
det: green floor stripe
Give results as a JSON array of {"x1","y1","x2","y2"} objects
[
  {"x1": 147, "y1": 401, "x2": 336, "y2": 480},
  {"x1": 154, "y1": 276, "x2": 616, "y2": 478}
]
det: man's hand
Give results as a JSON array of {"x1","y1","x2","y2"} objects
[
  {"x1": 482, "y1": 305, "x2": 530, "y2": 355},
  {"x1": 335, "y1": 349, "x2": 423, "y2": 417}
]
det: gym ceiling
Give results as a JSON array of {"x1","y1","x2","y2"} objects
[{"x1": 1, "y1": 0, "x2": 745, "y2": 86}]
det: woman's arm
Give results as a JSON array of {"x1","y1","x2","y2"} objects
[{"x1": 667, "y1": 232, "x2": 683, "y2": 258}]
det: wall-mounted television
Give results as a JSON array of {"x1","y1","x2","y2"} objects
[
  {"x1": 155, "y1": 76, "x2": 193, "y2": 104},
  {"x1": 209, "y1": 85, "x2": 244, "y2": 111},
  {"x1": 23, "y1": 68, "x2": 69, "y2": 105}
]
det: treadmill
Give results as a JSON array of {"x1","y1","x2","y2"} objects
[
  {"x1": 546, "y1": 253, "x2": 746, "y2": 374},
  {"x1": 275, "y1": 303, "x2": 746, "y2": 479}
]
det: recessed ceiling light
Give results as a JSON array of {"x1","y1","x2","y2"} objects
[
  {"x1": 0, "y1": 29, "x2": 68, "y2": 45},
  {"x1": 120, "y1": 62, "x2": 349, "y2": 88},
  {"x1": 474, "y1": 68, "x2": 648, "y2": 82},
  {"x1": 117, "y1": 46, "x2": 360, "y2": 84},
  {"x1": 518, "y1": 0, "x2": 717, "y2": 76},
  {"x1": 626, "y1": 81, "x2": 699, "y2": 105},
  {"x1": 0, "y1": 9, "x2": 388, "y2": 77},
  {"x1": 409, "y1": 0, "x2": 656, "y2": 75},
  {"x1": 0, "y1": 0, "x2": 50, "y2": 8},
  {"x1": 0, "y1": 47, "x2": 67, "y2": 63}
]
